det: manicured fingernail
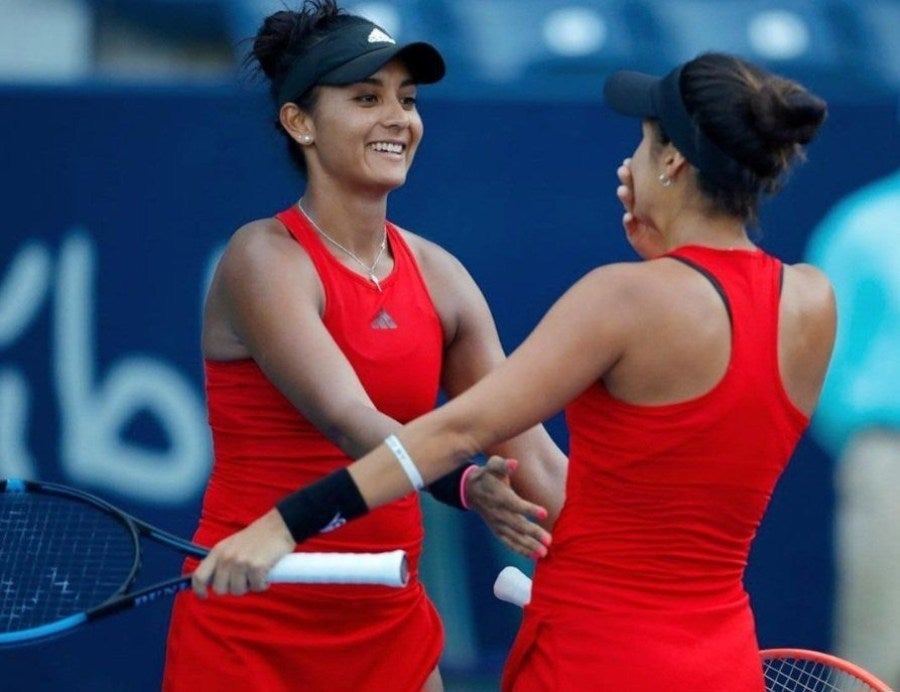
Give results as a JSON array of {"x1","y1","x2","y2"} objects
[
  {"x1": 540, "y1": 534, "x2": 552, "y2": 547},
  {"x1": 506, "y1": 458, "x2": 518, "y2": 472},
  {"x1": 531, "y1": 546, "x2": 548, "y2": 560},
  {"x1": 536, "y1": 507, "x2": 548, "y2": 521}
]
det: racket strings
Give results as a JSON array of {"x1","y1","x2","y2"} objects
[
  {"x1": 0, "y1": 492, "x2": 138, "y2": 632},
  {"x1": 763, "y1": 656, "x2": 882, "y2": 692}
]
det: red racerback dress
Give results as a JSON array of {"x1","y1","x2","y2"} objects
[
  {"x1": 163, "y1": 205, "x2": 445, "y2": 691},
  {"x1": 502, "y1": 246, "x2": 809, "y2": 691}
]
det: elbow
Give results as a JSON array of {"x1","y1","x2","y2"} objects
[
  {"x1": 410, "y1": 412, "x2": 483, "y2": 479},
  {"x1": 451, "y1": 430, "x2": 482, "y2": 468},
  {"x1": 443, "y1": 407, "x2": 487, "y2": 467},
  {"x1": 307, "y1": 404, "x2": 370, "y2": 459}
]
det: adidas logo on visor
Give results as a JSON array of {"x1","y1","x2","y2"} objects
[{"x1": 367, "y1": 27, "x2": 395, "y2": 44}]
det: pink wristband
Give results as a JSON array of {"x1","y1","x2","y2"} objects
[{"x1": 459, "y1": 464, "x2": 479, "y2": 510}]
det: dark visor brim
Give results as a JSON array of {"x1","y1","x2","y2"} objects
[
  {"x1": 603, "y1": 70, "x2": 662, "y2": 118},
  {"x1": 319, "y1": 42, "x2": 445, "y2": 87}
]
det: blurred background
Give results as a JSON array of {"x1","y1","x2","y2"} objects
[
  {"x1": 1, "y1": 1, "x2": 899, "y2": 690},
  {"x1": 2, "y1": 0, "x2": 899, "y2": 98}
]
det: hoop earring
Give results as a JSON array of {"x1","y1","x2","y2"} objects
[{"x1": 658, "y1": 173, "x2": 672, "y2": 187}]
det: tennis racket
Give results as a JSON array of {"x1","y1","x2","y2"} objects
[
  {"x1": 761, "y1": 649, "x2": 893, "y2": 691},
  {"x1": 493, "y1": 567, "x2": 893, "y2": 691},
  {"x1": 0, "y1": 478, "x2": 408, "y2": 647}
]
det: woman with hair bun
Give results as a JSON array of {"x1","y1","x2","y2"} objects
[
  {"x1": 162, "y1": 1, "x2": 566, "y2": 690},
  {"x1": 193, "y1": 52, "x2": 835, "y2": 691}
]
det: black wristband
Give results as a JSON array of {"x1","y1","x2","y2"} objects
[
  {"x1": 276, "y1": 468, "x2": 369, "y2": 543},
  {"x1": 425, "y1": 463, "x2": 477, "y2": 511}
]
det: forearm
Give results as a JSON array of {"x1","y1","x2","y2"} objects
[
  {"x1": 326, "y1": 401, "x2": 475, "y2": 508},
  {"x1": 273, "y1": 424, "x2": 472, "y2": 548},
  {"x1": 349, "y1": 411, "x2": 480, "y2": 509},
  {"x1": 323, "y1": 402, "x2": 401, "y2": 459}
]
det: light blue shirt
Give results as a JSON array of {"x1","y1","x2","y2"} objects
[{"x1": 804, "y1": 168, "x2": 900, "y2": 459}]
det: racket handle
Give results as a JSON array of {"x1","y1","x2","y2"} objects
[
  {"x1": 266, "y1": 550, "x2": 409, "y2": 587},
  {"x1": 494, "y1": 565, "x2": 533, "y2": 607}
]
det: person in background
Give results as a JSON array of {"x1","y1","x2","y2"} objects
[
  {"x1": 191, "y1": 51, "x2": 834, "y2": 691},
  {"x1": 162, "y1": 2, "x2": 566, "y2": 690},
  {"x1": 805, "y1": 163, "x2": 900, "y2": 690}
]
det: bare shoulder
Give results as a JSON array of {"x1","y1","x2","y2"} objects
[
  {"x1": 778, "y1": 263, "x2": 837, "y2": 412},
  {"x1": 225, "y1": 217, "x2": 293, "y2": 260},
  {"x1": 547, "y1": 262, "x2": 671, "y2": 337},
  {"x1": 784, "y1": 261, "x2": 832, "y2": 288},
  {"x1": 393, "y1": 224, "x2": 467, "y2": 279},
  {"x1": 209, "y1": 216, "x2": 323, "y2": 313},
  {"x1": 782, "y1": 262, "x2": 836, "y2": 315},
  {"x1": 571, "y1": 258, "x2": 686, "y2": 307},
  {"x1": 217, "y1": 216, "x2": 310, "y2": 278}
]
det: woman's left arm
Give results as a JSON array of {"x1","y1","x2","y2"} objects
[{"x1": 192, "y1": 263, "x2": 641, "y2": 596}]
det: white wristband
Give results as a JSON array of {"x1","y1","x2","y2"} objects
[{"x1": 384, "y1": 434, "x2": 425, "y2": 490}]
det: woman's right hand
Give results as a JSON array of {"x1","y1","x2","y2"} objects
[
  {"x1": 464, "y1": 456, "x2": 551, "y2": 559},
  {"x1": 617, "y1": 158, "x2": 667, "y2": 260},
  {"x1": 191, "y1": 508, "x2": 296, "y2": 597}
]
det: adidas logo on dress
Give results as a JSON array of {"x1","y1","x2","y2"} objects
[{"x1": 371, "y1": 308, "x2": 398, "y2": 329}]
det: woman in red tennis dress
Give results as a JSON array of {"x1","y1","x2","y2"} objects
[
  {"x1": 192, "y1": 53, "x2": 835, "y2": 691},
  {"x1": 163, "y1": 2, "x2": 565, "y2": 691}
]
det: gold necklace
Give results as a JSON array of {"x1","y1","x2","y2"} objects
[{"x1": 298, "y1": 200, "x2": 387, "y2": 291}]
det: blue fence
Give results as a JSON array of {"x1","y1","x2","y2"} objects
[{"x1": 1, "y1": 83, "x2": 898, "y2": 690}]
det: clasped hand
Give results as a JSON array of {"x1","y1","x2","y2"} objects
[{"x1": 464, "y1": 456, "x2": 552, "y2": 560}]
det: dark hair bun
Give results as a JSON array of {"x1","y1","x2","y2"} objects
[
  {"x1": 750, "y1": 79, "x2": 828, "y2": 146},
  {"x1": 678, "y1": 52, "x2": 828, "y2": 223},
  {"x1": 246, "y1": 1, "x2": 342, "y2": 178},
  {"x1": 249, "y1": 2, "x2": 342, "y2": 85},
  {"x1": 251, "y1": 10, "x2": 305, "y2": 82}
]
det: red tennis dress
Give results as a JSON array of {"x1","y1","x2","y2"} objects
[
  {"x1": 163, "y1": 205, "x2": 445, "y2": 691},
  {"x1": 502, "y1": 246, "x2": 810, "y2": 691}
]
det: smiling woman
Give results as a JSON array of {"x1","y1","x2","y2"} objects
[{"x1": 160, "y1": 1, "x2": 567, "y2": 691}]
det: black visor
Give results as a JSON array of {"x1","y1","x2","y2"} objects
[
  {"x1": 604, "y1": 66, "x2": 743, "y2": 188},
  {"x1": 278, "y1": 17, "x2": 445, "y2": 105}
]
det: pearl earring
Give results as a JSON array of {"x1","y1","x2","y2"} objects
[
  {"x1": 299, "y1": 134, "x2": 313, "y2": 145},
  {"x1": 658, "y1": 173, "x2": 672, "y2": 187}
]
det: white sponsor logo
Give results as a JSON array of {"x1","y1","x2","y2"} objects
[
  {"x1": 367, "y1": 28, "x2": 395, "y2": 44},
  {"x1": 320, "y1": 512, "x2": 347, "y2": 533}
]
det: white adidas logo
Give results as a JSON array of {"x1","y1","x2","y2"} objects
[
  {"x1": 371, "y1": 308, "x2": 398, "y2": 329},
  {"x1": 367, "y1": 27, "x2": 396, "y2": 44},
  {"x1": 320, "y1": 512, "x2": 347, "y2": 534}
]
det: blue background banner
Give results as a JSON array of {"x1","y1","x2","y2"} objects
[{"x1": 1, "y1": 84, "x2": 898, "y2": 690}]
